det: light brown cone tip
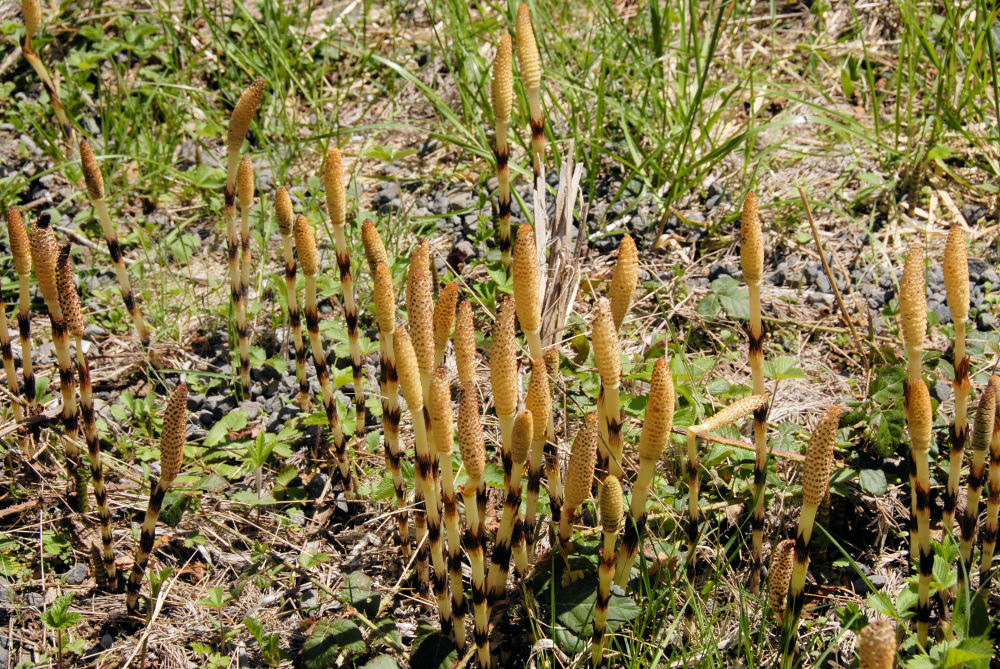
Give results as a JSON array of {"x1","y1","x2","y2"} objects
[
  {"x1": 429, "y1": 366, "x2": 454, "y2": 454},
  {"x1": 600, "y1": 475, "x2": 623, "y2": 534},
  {"x1": 767, "y1": 539, "x2": 795, "y2": 620},
  {"x1": 971, "y1": 384, "x2": 996, "y2": 453},
  {"x1": 592, "y1": 298, "x2": 620, "y2": 386},
  {"x1": 699, "y1": 394, "x2": 768, "y2": 434},
  {"x1": 7, "y1": 208, "x2": 31, "y2": 276},
  {"x1": 23, "y1": 0, "x2": 41, "y2": 38},
  {"x1": 943, "y1": 225, "x2": 969, "y2": 323},
  {"x1": 740, "y1": 191, "x2": 763, "y2": 284},
  {"x1": 405, "y1": 269, "x2": 435, "y2": 375},
  {"x1": 458, "y1": 381, "x2": 486, "y2": 479},
  {"x1": 609, "y1": 235, "x2": 638, "y2": 330},
  {"x1": 324, "y1": 147, "x2": 346, "y2": 227},
  {"x1": 293, "y1": 215, "x2": 318, "y2": 276},
  {"x1": 512, "y1": 410, "x2": 533, "y2": 465},
  {"x1": 79, "y1": 140, "x2": 105, "y2": 201},
  {"x1": 56, "y1": 244, "x2": 85, "y2": 338},
  {"x1": 159, "y1": 384, "x2": 188, "y2": 484},
  {"x1": 490, "y1": 297, "x2": 518, "y2": 418},
  {"x1": 525, "y1": 357, "x2": 551, "y2": 442},
  {"x1": 492, "y1": 34, "x2": 514, "y2": 125},
  {"x1": 515, "y1": 4, "x2": 541, "y2": 88},
  {"x1": 802, "y1": 405, "x2": 843, "y2": 507},
  {"x1": 637, "y1": 358, "x2": 675, "y2": 461},
  {"x1": 455, "y1": 300, "x2": 476, "y2": 386},
  {"x1": 394, "y1": 326, "x2": 423, "y2": 410},
  {"x1": 512, "y1": 224, "x2": 541, "y2": 334},
  {"x1": 565, "y1": 413, "x2": 599, "y2": 508},
  {"x1": 30, "y1": 220, "x2": 59, "y2": 312},
  {"x1": 274, "y1": 187, "x2": 293, "y2": 236},
  {"x1": 858, "y1": 619, "x2": 896, "y2": 669},
  {"x1": 373, "y1": 263, "x2": 397, "y2": 333},
  {"x1": 899, "y1": 242, "x2": 927, "y2": 351},
  {"x1": 362, "y1": 220, "x2": 388, "y2": 272},
  {"x1": 227, "y1": 79, "x2": 266, "y2": 154},
  {"x1": 434, "y1": 283, "x2": 459, "y2": 348},
  {"x1": 906, "y1": 379, "x2": 933, "y2": 448},
  {"x1": 237, "y1": 156, "x2": 254, "y2": 211}
]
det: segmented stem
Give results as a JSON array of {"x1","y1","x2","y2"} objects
[
  {"x1": 7, "y1": 207, "x2": 35, "y2": 410},
  {"x1": 959, "y1": 384, "x2": 995, "y2": 578},
  {"x1": 592, "y1": 475, "x2": 622, "y2": 668},
  {"x1": 944, "y1": 226, "x2": 969, "y2": 531},
  {"x1": 235, "y1": 156, "x2": 254, "y2": 390},
  {"x1": 524, "y1": 357, "x2": 551, "y2": 559},
  {"x1": 980, "y1": 377, "x2": 1000, "y2": 590},
  {"x1": 274, "y1": 187, "x2": 310, "y2": 410},
  {"x1": 487, "y1": 410, "x2": 532, "y2": 604},
  {"x1": 491, "y1": 33, "x2": 513, "y2": 266},
  {"x1": 0, "y1": 297, "x2": 24, "y2": 447},
  {"x1": 458, "y1": 381, "x2": 489, "y2": 666}
]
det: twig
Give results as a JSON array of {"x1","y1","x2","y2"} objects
[
  {"x1": 796, "y1": 186, "x2": 866, "y2": 366},
  {"x1": 670, "y1": 426, "x2": 804, "y2": 462}
]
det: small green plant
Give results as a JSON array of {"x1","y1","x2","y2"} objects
[
  {"x1": 197, "y1": 586, "x2": 233, "y2": 650},
  {"x1": 40, "y1": 593, "x2": 82, "y2": 669}
]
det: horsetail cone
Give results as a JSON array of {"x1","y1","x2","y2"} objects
[
  {"x1": 943, "y1": 225, "x2": 969, "y2": 324},
  {"x1": 740, "y1": 191, "x2": 763, "y2": 284},
  {"x1": 700, "y1": 394, "x2": 769, "y2": 434},
  {"x1": 7, "y1": 208, "x2": 31, "y2": 276},
  {"x1": 226, "y1": 78, "x2": 266, "y2": 183},
  {"x1": 429, "y1": 367, "x2": 454, "y2": 455},
  {"x1": 592, "y1": 299, "x2": 620, "y2": 385},
  {"x1": 802, "y1": 406, "x2": 841, "y2": 509},
  {"x1": 600, "y1": 475, "x2": 623, "y2": 534},
  {"x1": 294, "y1": 215, "x2": 318, "y2": 276},
  {"x1": 565, "y1": 414, "x2": 599, "y2": 510},
  {"x1": 593, "y1": 298, "x2": 623, "y2": 478},
  {"x1": 515, "y1": 4, "x2": 541, "y2": 89},
  {"x1": 374, "y1": 263, "x2": 396, "y2": 334},
  {"x1": 458, "y1": 381, "x2": 486, "y2": 481},
  {"x1": 80, "y1": 140, "x2": 105, "y2": 201},
  {"x1": 394, "y1": 327, "x2": 423, "y2": 411},
  {"x1": 492, "y1": 34, "x2": 513, "y2": 126},
  {"x1": 30, "y1": 218, "x2": 61, "y2": 317},
  {"x1": 159, "y1": 384, "x2": 188, "y2": 484},
  {"x1": 55, "y1": 245, "x2": 84, "y2": 339},
  {"x1": 960, "y1": 384, "x2": 996, "y2": 569},
  {"x1": 524, "y1": 356, "x2": 551, "y2": 554},
  {"x1": 454, "y1": 300, "x2": 476, "y2": 387},
  {"x1": 512, "y1": 224, "x2": 541, "y2": 340},
  {"x1": 433, "y1": 282, "x2": 458, "y2": 364},
  {"x1": 406, "y1": 269, "x2": 435, "y2": 378},
  {"x1": 410, "y1": 239, "x2": 430, "y2": 277},
  {"x1": 616, "y1": 357, "x2": 674, "y2": 586},
  {"x1": 767, "y1": 539, "x2": 795, "y2": 622},
  {"x1": 274, "y1": 187, "x2": 293, "y2": 235},
  {"x1": 899, "y1": 242, "x2": 926, "y2": 383},
  {"x1": 22, "y1": 0, "x2": 41, "y2": 37},
  {"x1": 905, "y1": 376, "x2": 933, "y2": 646},
  {"x1": 324, "y1": 147, "x2": 346, "y2": 227},
  {"x1": 237, "y1": 156, "x2": 254, "y2": 211},
  {"x1": 609, "y1": 235, "x2": 638, "y2": 331},
  {"x1": 491, "y1": 297, "x2": 519, "y2": 449},
  {"x1": 857, "y1": 619, "x2": 896, "y2": 669},
  {"x1": 361, "y1": 220, "x2": 388, "y2": 273},
  {"x1": 512, "y1": 409, "x2": 533, "y2": 466},
  {"x1": 907, "y1": 378, "x2": 933, "y2": 449}
]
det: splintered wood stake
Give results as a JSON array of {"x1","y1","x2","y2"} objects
[
  {"x1": 741, "y1": 191, "x2": 768, "y2": 594},
  {"x1": 616, "y1": 358, "x2": 674, "y2": 587},
  {"x1": 274, "y1": 187, "x2": 310, "y2": 410},
  {"x1": 779, "y1": 405, "x2": 842, "y2": 669},
  {"x1": 325, "y1": 147, "x2": 365, "y2": 436},
  {"x1": 126, "y1": 383, "x2": 187, "y2": 614},
  {"x1": 458, "y1": 380, "x2": 489, "y2": 667}
]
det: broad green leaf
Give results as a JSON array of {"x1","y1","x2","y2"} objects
[
  {"x1": 409, "y1": 630, "x2": 457, "y2": 669},
  {"x1": 763, "y1": 355, "x2": 807, "y2": 380},
  {"x1": 362, "y1": 656, "x2": 400, "y2": 669},
  {"x1": 205, "y1": 409, "x2": 248, "y2": 447},
  {"x1": 858, "y1": 468, "x2": 887, "y2": 496},
  {"x1": 303, "y1": 619, "x2": 365, "y2": 668}
]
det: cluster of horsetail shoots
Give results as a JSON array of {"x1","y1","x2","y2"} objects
[
  {"x1": 857, "y1": 619, "x2": 896, "y2": 669},
  {"x1": 943, "y1": 225, "x2": 970, "y2": 530},
  {"x1": 7, "y1": 208, "x2": 35, "y2": 413},
  {"x1": 982, "y1": 376, "x2": 1000, "y2": 589},
  {"x1": 394, "y1": 326, "x2": 452, "y2": 636},
  {"x1": 487, "y1": 409, "x2": 532, "y2": 604},
  {"x1": 685, "y1": 394, "x2": 768, "y2": 584},
  {"x1": 491, "y1": 297, "x2": 519, "y2": 456},
  {"x1": 325, "y1": 148, "x2": 365, "y2": 433},
  {"x1": 615, "y1": 357, "x2": 673, "y2": 586},
  {"x1": 592, "y1": 299, "x2": 623, "y2": 480},
  {"x1": 274, "y1": 187, "x2": 310, "y2": 410},
  {"x1": 524, "y1": 357, "x2": 551, "y2": 558},
  {"x1": 429, "y1": 367, "x2": 466, "y2": 649},
  {"x1": 454, "y1": 300, "x2": 476, "y2": 386},
  {"x1": 294, "y1": 214, "x2": 351, "y2": 493},
  {"x1": 767, "y1": 538, "x2": 795, "y2": 622},
  {"x1": 592, "y1": 475, "x2": 622, "y2": 668},
  {"x1": 960, "y1": 385, "x2": 995, "y2": 579},
  {"x1": 458, "y1": 380, "x2": 490, "y2": 666},
  {"x1": 30, "y1": 215, "x2": 83, "y2": 505},
  {"x1": 740, "y1": 191, "x2": 768, "y2": 594},
  {"x1": 899, "y1": 241, "x2": 931, "y2": 646},
  {"x1": 235, "y1": 156, "x2": 255, "y2": 389},
  {"x1": 491, "y1": 33, "x2": 514, "y2": 265},
  {"x1": 56, "y1": 246, "x2": 117, "y2": 588},
  {"x1": 779, "y1": 405, "x2": 842, "y2": 669},
  {"x1": 558, "y1": 413, "x2": 598, "y2": 580},
  {"x1": 515, "y1": 3, "x2": 544, "y2": 179},
  {"x1": 126, "y1": 383, "x2": 187, "y2": 615},
  {"x1": 224, "y1": 79, "x2": 265, "y2": 396}
]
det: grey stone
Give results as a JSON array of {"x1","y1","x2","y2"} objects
[
  {"x1": 709, "y1": 263, "x2": 733, "y2": 281},
  {"x1": 25, "y1": 592, "x2": 43, "y2": 607},
  {"x1": 931, "y1": 302, "x2": 951, "y2": 324},
  {"x1": 961, "y1": 204, "x2": 986, "y2": 223},
  {"x1": 187, "y1": 394, "x2": 206, "y2": 412},
  {"x1": 64, "y1": 562, "x2": 88, "y2": 585},
  {"x1": 101, "y1": 633, "x2": 113, "y2": 650},
  {"x1": 980, "y1": 268, "x2": 999, "y2": 287},
  {"x1": 239, "y1": 400, "x2": 261, "y2": 421},
  {"x1": 977, "y1": 312, "x2": 997, "y2": 331},
  {"x1": 934, "y1": 380, "x2": 952, "y2": 402},
  {"x1": 198, "y1": 409, "x2": 216, "y2": 428}
]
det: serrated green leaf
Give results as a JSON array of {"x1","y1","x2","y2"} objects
[{"x1": 303, "y1": 619, "x2": 365, "y2": 668}]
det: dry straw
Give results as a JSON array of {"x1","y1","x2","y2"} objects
[
  {"x1": 273, "y1": 187, "x2": 310, "y2": 410},
  {"x1": 780, "y1": 405, "x2": 842, "y2": 669},
  {"x1": 126, "y1": 383, "x2": 187, "y2": 614},
  {"x1": 943, "y1": 226, "x2": 969, "y2": 530},
  {"x1": 458, "y1": 380, "x2": 489, "y2": 667},
  {"x1": 592, "y1": 475, "x2": 622, "y2": 668},
  {"x1": 740, "y1": 191, "x2": 768, "y2": 594},
  {"x1": 616, "y1": 358, "x2": 674, "y2": 586},
  {"x1": 394, "y1": 326, "x2": 453, "y2": 637},
  {"x1": 325, "y1": 147, "x2": 366, "y2": 437}
]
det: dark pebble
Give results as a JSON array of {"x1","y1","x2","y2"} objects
[
  {"x1": 934, "y1": 380, "x2": 952, "y2": 402},
  {"x1": 977, "y1": 312, "x2": 997, "y2": 331},
  {"x1": 306, "y1": 474, "x2": 328, "y2": 500},
  {"x1": 980, "y1": 268, "x2": 999, "y2": 287},
  {"x1": 25, "y1": 592, "x2": 43, "y2": 607},
  {"x1": 968, "y1": 259, "x2": 988, "y2": 282},
  {"x1": 708, "y1": 263, "x2": 733, "y2": 281},
  {"x1": 961, "y1": 204, "x2": 986, "y2": 223},
  {"x1": 251, "y1": 365, "x2": 281, "y2": 384},
  {"x1": 198, "y1": 409, "x2": 216, "y2": 428},
  {"x1": 187, "y1": 394, "x2": 206, "y2": 412},
  {"x1": 101, "y1": 634, "x2": 113, "y2": 650}
]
